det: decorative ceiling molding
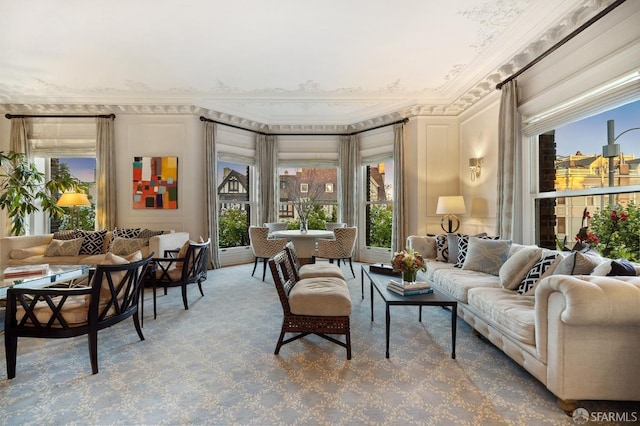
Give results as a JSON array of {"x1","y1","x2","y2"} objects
[{"x1": 0, "y1": 0, "x2": 616, "y2": 134}]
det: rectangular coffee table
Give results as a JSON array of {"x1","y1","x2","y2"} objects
[{"x1": 362, "y1": 265, "x2": 457, "y2": 359}]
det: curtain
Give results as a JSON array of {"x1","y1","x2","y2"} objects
[
  {"x1": 9, "y1": 118, "x2": 29, "y2": 157},
  {"x1": 392, "y1": 123, "x2": 407, "y2": 253},
  {"x1": 204, "y1": 121, "x2": 220, "y2": 269},
  {"x1": 96, "y1": 117, "x2": 116, "y2": 230},
  {"x1": 497, "y1": 80, "x2": 521, "y2": 240},
  {"x1": 257, "y1": 134, "x2": 278, "y2": 225},
  {"x1": 339, "y1": 135, "x2": 359, "y2": 227}
]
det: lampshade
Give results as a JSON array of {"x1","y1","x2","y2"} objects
[
  {"x1": 436, "y1": 196, "x2": 466, "y2": 215},
  {"x1": 57, "y1": 192, "x2": 91, "y2": 207}
]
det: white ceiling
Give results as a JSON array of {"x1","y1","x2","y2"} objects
[{"x1": 0, "y1": 0, "x2": 612, "y2": 131}]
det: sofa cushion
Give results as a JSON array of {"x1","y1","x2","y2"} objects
[
  {"x1": 52, "y1": 230, "x2": 78, "y2": 240},
  {"x1": 44, "y1": 238, "x2": 83, "y2": 257},
  {"x1": 517, "y1": 252, "x2": 561, "y2": 295},
  {"x1": 467, "y1": 287, "x2": 535, "y2": 346},
  {"x1": 109, "y1": 237, "x2": 145, "y2": 256},
  {"x1": 76, "y1": 230, "x2": 108, "y2": 255},
  {"x1": 462, "y1": 237, "x2": 512, "y2": 276},
  {"x1": 425, "y1": 261, "x2": 499, "y2": 303},
  {"x1": 553, "y1": 250, "x2": 602, "y2": 275},
  {"x1": 499, "y1": 246, "x2": 543, "y2": 289}
]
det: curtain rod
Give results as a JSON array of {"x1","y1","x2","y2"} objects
[
  {"x1": 199, "y1": 116, "x2": 408, "y2": 136},
  {"x1": 496, "y1": 0, "x2": 626, "y2": 90},
  {"x1": 5, "y1": 113, "x2": 116, "y2": 119}
]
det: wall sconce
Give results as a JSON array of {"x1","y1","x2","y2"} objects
[{"x1": 469, "y1": 157, "x2": 483, "y2": 181}]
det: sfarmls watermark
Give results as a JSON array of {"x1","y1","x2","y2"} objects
[{"x1": 572, "y1": 408, "x2": 638, "y2": 424}]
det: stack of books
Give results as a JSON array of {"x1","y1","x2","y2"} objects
[
  {"x1": 387, "y1": 279, "x2": 433, "y2": 296},
  {"x1": 3, "y1": 264, "x2": 49, "y2": 279}
]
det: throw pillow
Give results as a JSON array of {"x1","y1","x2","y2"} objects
[
  {"x1": 498, "y1": 246, "x2": 543, "y2": 289},
  {"x1": 447, "y1": 233, "x2": 459, "y2": 264},
  {"x1": 461, "y1": 237, "x2": 512, "y2": 276},
  {"x1": 44, "y1": 237, "x2": 83, "y2": 256},
  {"x1": 138, "y1": 229, "x2": 165, "y2": 246},
  {"x1": 113, "y1": 227, "x2": 141, "y2": 239},
  {"x1": 454, "y1": 234, "x2": 496, "y2": 268},
  {"x1": 435, "y1": 234, "x2": 448, "y2": 262},
  {"x1": 553, "y1": 250, "x2": 603, "y2": 275},
  {"x1": 76, "y1": 229, "x2": 108, "y2": 255},
  {"x1": 407, "y1": 235, "x2": 437, "y2": 259},
  {"x1": 517, "y1": 252, "x2": 560, "y2": 295},
  {"x1": 52, "y1": 230, "x2": 78, "y2": 240},
  {"x1": 592, "y1": 259, "x2": 637, "y2": 276},
  {"x1": 109, "y1": 237, "x2": 145, "y2": 256}
]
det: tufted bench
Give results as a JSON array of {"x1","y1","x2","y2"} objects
[{"x1": 268, "y1": 250, "x2": 352, "y2": 359}]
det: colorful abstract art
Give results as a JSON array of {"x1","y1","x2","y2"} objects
[{"x1": 132, "y1": 156, "x2": 178, "y2": 209}]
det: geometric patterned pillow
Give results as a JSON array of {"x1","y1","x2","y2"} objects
[
  {"x1": 109, "y1": 237, "x2": 145, "y2": 256},
  {"x1": 517, "y1": 252, "x2": 560, "y2": 295},
  {"x1": 435, "y1": 234, "x2": 448, "y2": 262},
  {"x1": 44, "y1": 237, "x2": 83, "y2": 256},
  {"x1": 76, "y1": 229, "x2": 108, "y2": 255},
  {"x1": 113, "y1": 227, "x2": 141, "y2": 239}
]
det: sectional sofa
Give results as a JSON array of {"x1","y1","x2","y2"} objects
[
  {"x1": 407, "y1": 234, "x2": 640, "y2": 411},
  {"x1": 1, "y1": 229, "x2": 190, "y2": 269}
]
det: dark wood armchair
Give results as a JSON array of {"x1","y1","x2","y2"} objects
[
  {"x1": 150, "y1": 238, "x2": 210, "y2": 319},
  {"x1": 4, "y1": 253, "x2": 154, "y2": 379}
]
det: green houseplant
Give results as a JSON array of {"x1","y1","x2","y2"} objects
[{"x1": 0, "y1": 151, "x2": 87, "y2": 236}]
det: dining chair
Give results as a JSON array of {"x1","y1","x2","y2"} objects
[
  {"x1": 249, "y1": 226, "x2": 287, "y2": 281},
  {"x1": 264, "y1": 222, "x2": 288, "y2": 238},
  {"x1": 313, "y1": 227, "x2": 358, "y2": 278}
]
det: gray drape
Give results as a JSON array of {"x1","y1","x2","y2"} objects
[
  {"x1": 9, "y1": 118, "x2": 29, "y2": 157},
  {"x1": 497, "y1": 80, "x2": 521, "y2": 240},
  {"x1": 339, "y1": 135, "x2": 359, "y2": 227},
  {"x1": 392, "y1": 123, "x2": 407, "y2": 253},
  {"x1": 204, "y1": 122, "x2": 221, "y2": 269},
  {"x1": 96, "y1": 117, "x2": 116, "y2": 230},
  {"x1": 257, "y1": 134, "x2": 278, "y2": 225}
]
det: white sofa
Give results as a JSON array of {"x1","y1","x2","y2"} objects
[
  {"x1": 407, "y1": 235, "x2": 640, "y2": 410},
  {"x1": 1, "y1": 231, "x2": 190, "y2": 268}
]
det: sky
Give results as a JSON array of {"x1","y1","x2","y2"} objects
[
  {"x1": 555, "y1": 99, "x2": 640, "y2": 158},
  {"x1": 60, "y1": 157, "x2": 95, "y2": 182}
]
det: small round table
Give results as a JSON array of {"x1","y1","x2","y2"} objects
[{"x1": 271, "y1": 229, "x2": 335, "y2": 262}]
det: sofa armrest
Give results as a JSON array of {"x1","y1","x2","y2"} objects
[
  {"x1": 148, "y1": 232, "x2": 190, "y2": 262},
  {"x1": 1, "y1": 234, "x2": 54, "y2": 268},
  {"x1": 535, "y1": 275, "x2": 640, "y2": 326}
]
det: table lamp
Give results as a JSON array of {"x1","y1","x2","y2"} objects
[
  {"x1": 436, "y1": 196, "x2": 466, "y2": 233},
  {"x1": 57, "y1": 192, "x2": 91, "y2": 229}
]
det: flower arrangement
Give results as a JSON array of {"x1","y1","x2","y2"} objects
[{"x1": 391, "y1": 248, "x2": 427, "y2": 282}]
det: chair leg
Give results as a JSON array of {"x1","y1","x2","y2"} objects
[
  {"x1": 197, "y1": 279, "x2": 204, "y2": 297},
  {"x1": 262, "y1": 258, "x2": 268, "y2": 281},
  {"x1": 88, "y1": 331, "x2": 99, "y2": 374},
  {"x1": 153, "y1": 286, "x2": 158, "y2": 319},
  {"x1": 133, "y1": 311, "x2": 145, "y2": 341},
  {"x1": 274, "y1": 329, "x2": 286, "y2": 355},
  {"x1": 6, "y1": 332, "x2": 17, "y2": 379},
  {"x1": 346, "y1": 331, "x2": 352, "y2": 360},
  {"x1": 182, "y1": 284, "x2": 189, "y2": 310},
  {"x1": 251, "y1": 258, "x2": 259, "y2": 277},
  {"x1": 349, "y1": 258, "x2": 355, "y2": 278}
]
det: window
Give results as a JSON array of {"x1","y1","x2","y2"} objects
[
  {"x1": 278, "y1": 167, "x2": 338, "y2": 229},
  {"x1": 325, "y1": 183, "x2": 334, "y2": 193},
  {"x1": 364, "y1": 160, "x2": 393, "y2": 248},
  {"x1": 217, "y1": 161, "x2": 251, "y2": 248}
]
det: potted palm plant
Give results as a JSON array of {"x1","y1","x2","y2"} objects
[{"x1": 0, "y1": 151, "x2": 87, "y2": 236}]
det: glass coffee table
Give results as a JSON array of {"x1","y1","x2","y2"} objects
[
  {"x1": 361, "y1": 265, "x2": 457, "y2": 359},
  {"x1": 1, "y1": 265, "x2": 90, "y2": 300}
]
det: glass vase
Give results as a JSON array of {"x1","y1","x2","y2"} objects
[
  {"x1": 300, "y1": 218, "x2": 308, "y2": 234},
  {"x1": 403, "y1": 269, "x2": 417, "y2": 285}
]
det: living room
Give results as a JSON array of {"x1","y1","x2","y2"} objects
[{"x1": 1, "y1": 0, "x2": 639, "y2": 423}]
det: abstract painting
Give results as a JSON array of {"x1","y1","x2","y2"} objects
[{"x1": 132, "y1": 156, "x2": 178, "y2": 209}]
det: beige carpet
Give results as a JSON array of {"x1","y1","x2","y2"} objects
[{"x1": 0, "y1": 262, "x2": 636, "y2": 425}]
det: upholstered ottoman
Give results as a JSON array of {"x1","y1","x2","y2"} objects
[
  {"x1": 288, "y1": 277, "x2": 351, "y2": 316},
  {"x1": 298, "y1": 264, "x2": 346, "y2": 280}
]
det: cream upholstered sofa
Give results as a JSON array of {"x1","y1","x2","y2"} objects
[
  {"x1": 407, "y1": 234, "x2": 640, "y2": 411},
  {"x1": 1, "y1": 230, "x2": 190, "y2": 269}
]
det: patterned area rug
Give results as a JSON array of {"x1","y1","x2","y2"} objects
[{"x1": 0, "y1": 262, "x2": 636, "y2": 425}]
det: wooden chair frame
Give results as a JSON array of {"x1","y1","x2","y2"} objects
[
  {"x1": 151, "y1": 239, "x2": 210, "y2": 318},
  {"x1": 4, "y1": 254, "x2": 153, "y2": 379},
  {"x1": 268, "y1": 250, "x2": 351, "y2": 359}
]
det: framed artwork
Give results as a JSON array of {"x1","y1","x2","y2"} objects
[{"x1": 132, "y1": 156, "x2": 178, "y2": 209}]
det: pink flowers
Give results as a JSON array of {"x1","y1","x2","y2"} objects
[{"x1": 391, "y1": 248, "x2": 427, "y2": 273}]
